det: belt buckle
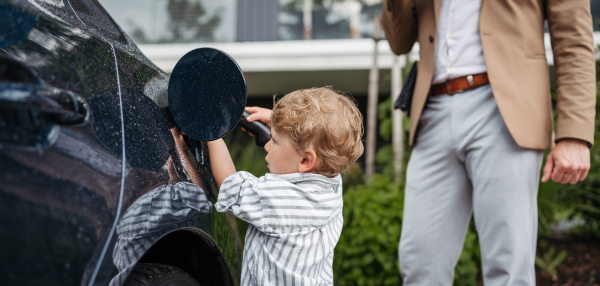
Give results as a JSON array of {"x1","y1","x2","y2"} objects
[
  {"x1": 445, "y1": 82, "x2": 453, "y2": 95},
  {"x1": 446, "y1": 75, "x2": 474, "y2": 96}
]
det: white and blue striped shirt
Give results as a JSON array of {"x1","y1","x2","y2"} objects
[{"x1": 215, "y1": 171, "x2": 343, "y2": 286}]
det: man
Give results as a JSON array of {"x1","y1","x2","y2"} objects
[{"x1": 382, "y1": 0, "x2": 595, "y2": 285}]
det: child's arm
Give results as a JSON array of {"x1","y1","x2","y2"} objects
[{"x1": 206, "y1": 139, "x2": 236, "y2": 188}]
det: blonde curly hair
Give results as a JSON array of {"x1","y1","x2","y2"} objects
[{"x1": 271, "y1": 87, "x2": 364, "y2": 177}]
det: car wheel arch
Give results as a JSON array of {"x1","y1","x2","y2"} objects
[{"x1": 128, "y1": 228, "x2": 235, "y2": 286}]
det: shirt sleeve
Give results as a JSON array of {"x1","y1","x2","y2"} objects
[{"x1": 215, "y1": 171, "x2": 263, "y2": 229}]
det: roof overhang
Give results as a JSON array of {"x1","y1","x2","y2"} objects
[
  {"x1": 139, "y1": 33, "x2": 600, "y2": 73},
  {"x1": 137, "y1": 34, "x2": 600, "y2": 96},
  {"x1": 139, "y1": 38, "x2": 418, "y2": 73}
]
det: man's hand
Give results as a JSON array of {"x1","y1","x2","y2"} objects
[{"x1": 541, "y1": 139, "x2": 591, "y2": 184}]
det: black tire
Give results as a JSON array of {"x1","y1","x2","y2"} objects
[{"x1": 123, "y1": 263, "x2": 201, "y2": 286}]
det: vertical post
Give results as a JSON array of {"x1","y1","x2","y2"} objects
[
  {"x1": 348, "y1": 2, "x2": 361, "y2": 38},
  {"x1": 303, "y1": 0, "x2": 313, "y2": 40},
  {"x1": 391, "y1": 55, "x2": 405, "y2": 184},
  {"x1": 365, "y1": 15, "x2": 381, "y2": 182}
]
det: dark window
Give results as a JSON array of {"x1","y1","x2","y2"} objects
[
  {"x1": 236, "y1": 0, "x2": 279, "y2": 41},
  {"x1": 592, "y1": 0, "x2": 600, "y2": 31}
]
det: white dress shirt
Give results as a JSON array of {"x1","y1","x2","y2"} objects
[{"x1": 432, "y1": 0, "x2": 487, "y2": 85}]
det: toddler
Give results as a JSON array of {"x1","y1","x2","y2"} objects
[{"x1": 207, "y1": 87, "x2": 364, "y2": 285}]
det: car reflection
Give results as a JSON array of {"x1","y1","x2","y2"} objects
[
  {"x1": 110, "y1": 157, "x2": 213, "y2": 286},
  {"x1": 109, "y1": 115, "x2": 213, "y2": 285}
]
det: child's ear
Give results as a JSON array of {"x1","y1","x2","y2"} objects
[{"x1": 298, "y1": 149, "x2": 318, "y2": 173}]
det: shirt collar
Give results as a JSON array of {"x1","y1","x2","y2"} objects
[{"x1": 266, "y1": 172, "x2": 341, "y2": 185}]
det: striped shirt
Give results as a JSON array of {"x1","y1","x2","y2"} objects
[{"x1": 215, "y1": 171, "x2": 343, "y2": 286}]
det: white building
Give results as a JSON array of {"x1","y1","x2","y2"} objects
[{"x1": 99, "y1": 0, "x2": 600, "y2": 98}]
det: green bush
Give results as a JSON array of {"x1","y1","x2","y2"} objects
[{"x1": 333, "y1": 174, "x2": 404, "y2": 285}]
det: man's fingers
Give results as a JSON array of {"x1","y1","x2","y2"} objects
[
  {"x1": 551, "y1": 160, "x2": 570, "y2": 183},
  {"x1": 557, "y1": 159, "x2": 590, "y2": 184},
  {"x1": 545, "y1": 139, "x2": 591, "y2": 184},
  {"x1": 560, "y1": 171, "x2": 575, "y2": 184},
  {"x1": 573, "y1": 162, "x2": 589, "y2": 183},
  {"x1": 578, "y1": 163, "x2": 590, "y2": 182},
  {"x1": 541, "y1": 154, "x2": 554, "y2": 183},
  {"x1": 569, "y1": 173, "x2": 580, "y2": 184}
]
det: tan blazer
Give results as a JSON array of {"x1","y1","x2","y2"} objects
[{"x1": 382, "y1": 0, "x2": 596, "y2": 150}]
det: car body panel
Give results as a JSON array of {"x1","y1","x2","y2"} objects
[{"x1": 0, "y1": 0, "x2": 242, "y2": 285}]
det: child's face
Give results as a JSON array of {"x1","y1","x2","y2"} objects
[{"x1": 264, "y1": 128, "x2": 303, "y2": 174}]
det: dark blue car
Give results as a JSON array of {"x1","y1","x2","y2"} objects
[{"x1": 0, "y1": 0, "x2": 243, "y2": 285}]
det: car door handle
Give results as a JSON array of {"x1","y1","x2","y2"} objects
[{"x1": 0, "y1": 82, "x2": 89, "y2": 125}]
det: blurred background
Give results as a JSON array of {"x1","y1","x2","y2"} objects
[
  {"x1": 99, "y1": 0, "x2": 395, "y2": 99},
  {"x1": 98, "y1": 0, "x2": 600, "y2": 285}
]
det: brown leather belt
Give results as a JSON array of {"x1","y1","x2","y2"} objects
[{"x1": 430, "y1": 73, "x2": 489, "y2": 96}]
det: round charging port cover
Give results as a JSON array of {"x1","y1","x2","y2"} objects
[{"x1": 168, "y1": 47, "x2": 247, "y2": 141}]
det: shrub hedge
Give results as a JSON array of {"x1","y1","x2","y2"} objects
[{"x1": 333, "y1": 174, "x2": 403, "y2": 285}]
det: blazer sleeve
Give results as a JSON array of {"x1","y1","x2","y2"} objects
[
  {"x1": 546, "y1": 0, "x2": 596, "y2": 146},
  {"x1": 381, "y1": 0, "x2": 419, "y2": 55}
]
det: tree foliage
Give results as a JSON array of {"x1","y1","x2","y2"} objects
[
  {"x1": 166, "y1": 0, "x2": 221, "y2": 42},
  {"x1": 128, "y1": 0, "x2": 221, "y2": 43}
]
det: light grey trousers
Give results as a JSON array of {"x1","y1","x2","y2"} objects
[{"x1": 400, "y1": 85, "x2": 544, "y2": 286}]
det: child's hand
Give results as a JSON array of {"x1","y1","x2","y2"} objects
[
  {"x1": 245, "y1": 106, "x2": 272, "y2": 126},
  {"x1": 242, "y1": 107, "x2": 272, "y2": 137}
]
